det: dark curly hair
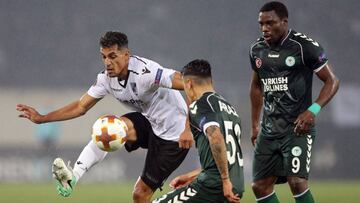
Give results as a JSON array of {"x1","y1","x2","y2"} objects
[
  {"x1": 260, "y1": 1, "x2": 288, "y2": 19},
  {"x1": 182, "y1": 59, "x2": 212, "y2": 79},
  {"x1": 100, "y1": 31, "x2": 128, "y2": 49}
]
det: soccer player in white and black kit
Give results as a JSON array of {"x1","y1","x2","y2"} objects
[{"x1": 16, "y1": 31, "x2": 193, "y2": 203}]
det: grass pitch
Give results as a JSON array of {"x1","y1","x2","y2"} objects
[{"x1": 0, "y1": 181, "x2": 358, "y2": 203}]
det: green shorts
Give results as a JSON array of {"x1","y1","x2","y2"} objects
[{"x1": 252, "y1": 130, "x2": 316, "y2": 184}]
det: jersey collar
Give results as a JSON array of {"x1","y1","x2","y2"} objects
[
  {"x1": 280, "y1": 29, "x2": 292, "y2": 46},
  {"x1": 117, "y1": 70, "x2": 130, "y2": 88}
]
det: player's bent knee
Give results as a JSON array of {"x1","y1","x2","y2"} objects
[
  {"x1": 120, "y1": 116, "x2": 137, "y2": 142},
  {"x1": 132, "y1": 187, "x2": 152, "y2": 202},
  {"x1": 288, "y1": 177, "x2": 308, "y2": 194},
  {"x1": 132, "y1": 182, "x2": 154, "y2": 202},
  {"x1": 252, "y1": 180, "x2": 274, "y2": 197}
]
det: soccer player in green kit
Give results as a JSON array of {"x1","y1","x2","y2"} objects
[
  {"x1": 249, "y1": 2, "x2": 339, "y2": 203},
  {"x1": 153, "y1": 59, "x2": 244, "y2": 203}
]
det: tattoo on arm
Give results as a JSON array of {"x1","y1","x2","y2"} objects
[{"x1": 206, "y1": 126, "x2": 229, "y2": 180}]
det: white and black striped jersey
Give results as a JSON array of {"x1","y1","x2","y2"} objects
[{"x1": 88, "y1": 55, "x2": 187, "y2": 141}]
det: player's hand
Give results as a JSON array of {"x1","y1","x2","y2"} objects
[
  {"x1": 178, "y1": 129, "x2": 194, "y2": 149},
  {"x1": 222, "y1": 179, "x2": 240, "y2": 203},
  {"x1": 251, "y1": 127, "x2": 259, "y2": 147},
  {"x1": 294, "y1": 110, "x2": 315, "y2": 135},
  {"x1": 169, "y1": 175, "x2": 192, "y2": 189},
  {"x1": 16, "y1": 104, "x2": 44, "y2": 124}
]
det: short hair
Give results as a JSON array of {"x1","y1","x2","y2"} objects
[
  {"x1": 260, "y1": 1, "x2": 288, "y2": 19},
  {"x1": 100, "y1": 31, "x2": 128, "y2": 49},
  {"x1": 182, "y1": 59, "x2": 212, "y2": 78}
]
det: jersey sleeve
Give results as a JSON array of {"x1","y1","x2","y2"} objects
[
  {"x1": 140, "y1": 60, "x2": 176, "y2": 89},
  {"x1": 249, "y1": 50, "x2": 258, "y2": 71},
  {"x1": 190, "y1": 98, "x2": 220, "y2": 136},
  {"x1": 87, "y1": 72, "x2": 109, "y2": 99},
  {"x1": 302, "y1": 39, "x2": 328, "y2": 72}
]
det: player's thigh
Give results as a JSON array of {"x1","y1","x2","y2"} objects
[
  {"x1": 120, "y1": 116, "x2": 137, "y2": 141},
  {"x1": 283, "y1": 133, "x2": 315, "y2": 178},
  {"x1": 253, "y1": 134, "x2": 283, "y2": 181},
  {"x1": 141, "y1": 135, "x2": 189, "y2": 190},
  {"x1": 121, "y1": 112, "x2": 152, "y2": 150},
  {"x1": 152, "y1": 186, "x2": 222, "y2": 203}
]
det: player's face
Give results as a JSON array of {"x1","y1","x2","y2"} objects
[
  {"x1": 100, "y1": 45, "x2": 130, "y2": 78},
  {"x1": 258, "y1": 10, "x2": 288, "y2": 44}
]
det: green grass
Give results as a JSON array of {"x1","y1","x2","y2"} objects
[{"x1": 0, "y1": 181, "x2": 358, "y2": 203}]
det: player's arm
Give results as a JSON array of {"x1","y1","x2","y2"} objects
[
  {"x1": 178, "y1": 97, "x2": 194, "y2": 149},
  {"x1": 250, "y1": 72, "x2": 263, "y2": 146},
  {"x1": 206, "y1": 125, "x2": 240, "y2": 203},
  {"x1": 206, "y1": 125, "x2": 229, "y2": 180},
  {"x1": 178, "y1": 114, "x2": 194, "y2": 149},
  {"x1": 313, "y1": 64, "x2": 339, "y2": 107},
  {"x1": 170, "y1": 71, "x2": 184, "y2": 90},
  {"x1": 169, "y1": 168, "x2": 201, "y2": 189},
  {"x1": 17, "y1": 93, "x2": 101, "y2": 124},
  {"x1": 294, "y1": 64, "x2": 339, "y2": 134}
]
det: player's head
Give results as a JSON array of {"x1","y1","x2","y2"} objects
[
  {"x1": 99, "y1": 31, "x2": 130, "y2": 78},
  {"x1": 258, "y1": 1, "x2": 289, "y2": 44},
  {"x1": 182, "y1": 59, "x2": 213, "y2": 102}
]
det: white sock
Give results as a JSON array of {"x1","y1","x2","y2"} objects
[{"x1": 73, "y1": 140, "x2": 107, "y2": 182}]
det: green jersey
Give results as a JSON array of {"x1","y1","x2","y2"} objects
[
  {"x1": 249, "y1": 29, "x2": 328, "y2": 137},
  {"x1": 189, "y1": 92, "x2": 244, "y2": 194}
]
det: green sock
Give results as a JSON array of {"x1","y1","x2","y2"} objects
[
  {"x1": 257, "y1": 192, "x2": 280, "y2": 203},
  {"x1": 294, "y1": 189, "x2": 314, "y2": 203}
]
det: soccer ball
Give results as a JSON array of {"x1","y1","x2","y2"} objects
[{"x1": 91, "y1": 115, "x2": 127, "y2": 152}]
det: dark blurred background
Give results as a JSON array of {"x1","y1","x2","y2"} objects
[{"x1": 1, "y1": 0, "x2": 359, "y2": 183}]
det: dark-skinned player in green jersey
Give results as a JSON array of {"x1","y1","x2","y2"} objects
[
  {"x1": 249, "y1": 2, "x2": 339, "y2": 203},
  {"x1": 153, "y1": 59, "x2": 244, "y2": 203}
]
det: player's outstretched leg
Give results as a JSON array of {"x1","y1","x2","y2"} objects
[{"x1": 52, "y1": 158, "x2": 77, "y2": 197}]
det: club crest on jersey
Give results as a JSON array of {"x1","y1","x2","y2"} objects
[
  {"x1": 255, "y1": 58, "x2": 262, "y2": 68},
  {"x1": 130, "y1": 82, "x2": 138, "y2": 95},
  {"x1": 285, "y1": 56, "x2": 295, "y2": 67},
  {"x1": 291, "y1": 146, "x2": 302, "y2": 157}
]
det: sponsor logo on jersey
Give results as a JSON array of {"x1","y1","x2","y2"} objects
[
  {"x1": 122, "y1": 98, "x2": 144, "y2": 106},
  {"x1": 111, "y1": 87, "x2": 123, "y2": 92},
  {"x1": 285, "y1": 56, "x2": 296, "y2": 67},
  {"x1": 155, "y1": 69, "x2": 163, "y2": 85},
  {"x1": 261, "y1": 77, "x2": 288, "y2": 92},
  {"x1": 255, "y1": 58, "x2": 262, "y2": 68},
  {"x1": 291, "y1": 146, "x2": 302, "y2": 157},
  {"x1": 268, "y1": 51, "x2": 280, "y2": 58}
]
